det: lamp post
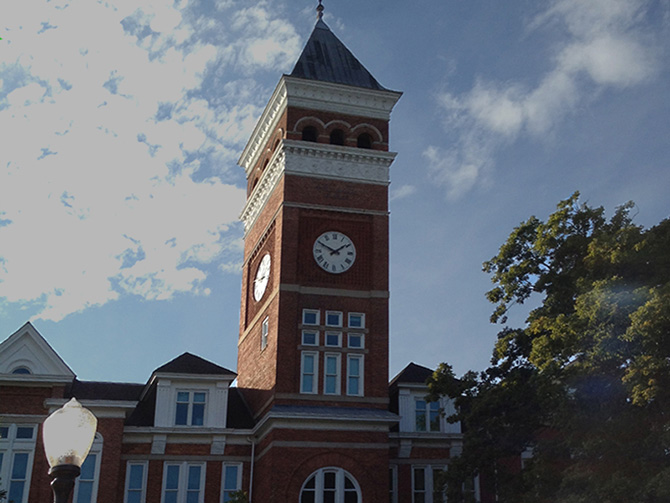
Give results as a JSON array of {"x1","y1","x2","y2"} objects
[{"x1": 42, "y1": 398, "x2": 98, "y2": 503}]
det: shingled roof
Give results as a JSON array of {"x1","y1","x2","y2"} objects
[
  {"x1": 290, "y1": 19, "x2": 387, "y2": 91},
  {"x1": 153, "y1": 352, "x2": 236, "y2": 376},
  {"x1": 389, "y1": 362, "x2": 434, "y2": 387}
]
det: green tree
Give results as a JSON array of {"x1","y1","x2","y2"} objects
[
  {"x1": 428, "y1": 193, "x2": 670, "y2": 502},
  {"x1": 226, "y1": 490, "x2": 249, "y2": 503}
]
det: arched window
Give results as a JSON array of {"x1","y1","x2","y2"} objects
[
  {"x1": 11, "y1": 366, "x2": 31, "y2": 374},
  {"x1": 329, "y1": 129, "x2": 345, "y2": 146},
  {"x1": 300, "y1": 468, "x2": 360, "y2": 503},
  {"x1": 302, "y1": 126, "x2": 318, "y2": 142},
  {"x1": 356, "y1": 133, "x2": 372, "y2": 149}
]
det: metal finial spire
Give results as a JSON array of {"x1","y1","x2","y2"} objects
[{"x1": 316, "y1": 0, "x2": 324, "y2": 20}]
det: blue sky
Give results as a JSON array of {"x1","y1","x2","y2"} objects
[{"x1": 1, "y1": 0, "x2": 668, "y2": 384}]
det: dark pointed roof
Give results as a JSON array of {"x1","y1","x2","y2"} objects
[
  {"x1": 389, "y1": 362, "x2": 434, "y2": 387},
  {"x1": 290, "y1": 19, "x2": 387, "y2": 91},
  {"x1": 154, "y1": 352, "x2": 236, "y2": 376}
]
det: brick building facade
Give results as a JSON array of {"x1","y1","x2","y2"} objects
[{"x1": 0, "y1": 15, "x2": 478, "y2": 503}]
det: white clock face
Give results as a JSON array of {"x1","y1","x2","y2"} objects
[
  {"x1": 313, "y1": 231, "x2": 356, "y2": 274},
  {"x1": 253, "y1": 253, "x2": 271, "y2": 301}
]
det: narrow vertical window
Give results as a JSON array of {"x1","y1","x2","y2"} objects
[
  {"x1": 73, "y1": 453, "x2": 97, "y2": 503},
  {"x1": 347, "y1": 355, "x2": 364, "y2": 396},
  {"x1": 301, "y1": 352, "x2": 318, "y2": 394},
  {"x1": 324, "y1": 354, "x2": 341, "y2": 395},
  {"x1": 413, "y1": 467, "x2": 426, "y2": 503},
  {"x1": 302, "y1": 126, "x2": 318, "y2": 142},
  {"x1": 222, "y1": 464, "x2": 242, "y2": 502},
  {"x1": 125, "y1": 462, "x2": 147, "y2": 503},
  {"x1": 415, "y1": 401, "x2": 427, "y2": 432},
  {"x1": 261, "y1": 317, "x2": 269, "y2": 351},
  {"x1": 8, "y1": 452, "x2": 29, "y2": 503}
]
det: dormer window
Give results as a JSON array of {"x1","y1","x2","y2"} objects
[
  {"x1": 175, "y1": 391, "x2": 206, "y2": 426},
  {"x1": 415, "y1": 399, "x2": 440, "y2": 432},
  {"x1": 302, "y1": 126, "x2": 318, "y2": 142}
]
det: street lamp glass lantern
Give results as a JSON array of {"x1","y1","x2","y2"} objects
[{"x1": 43, "y1": 398, "x2": 98, "y2": 468}]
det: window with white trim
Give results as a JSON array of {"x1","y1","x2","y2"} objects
[
  {"x1": 389, "y1": 466, "x2": 398, "y2": 503},
  {"x1": 162, "y1": 462, "x2": 205, "y2": 503},
  {"x1": 175, "y1": 391, "x2": 207, "y2": 426},
  {"x1": 301, "y1": 330, "x2": 319, "y2": 346},
  {"x1": 325, "y1": 311, "x2": 343, "y2": 327},
  {"x1": 0, "y1": 424, "x2": 37, "y2": 503},
  {"x1": 324, "y1": 353, "x2": 341, "y2": 395},
  {"x1": 261, "y1": 317, "x2": 269, "y2": 351},
  {"x1": 300, "y1": 467, "x2": 361, "y2": 503},
  {"x1": 221, "y1": 463, "x2": 242, "y2": 503},
  {"x1": 124, "y1": 462, "x2": 148, "y2": 503},
  {"x1": 73, "y1": 433, "x2": 102, "y2": 503},
  {"x1": 301, "y1": 351, "x2": 318, "y2": 394},
  {"x1": 346, "y1": 355, "x2": 364, "y2": 396},
  {"x1": 412, "y1": 466, "x2": 446, "y2": 503},
  {"x1": 415, "y1": 400, "x2": 440, "y2": 432},
  {"x1": 347, "y1": 313, "x2": 365, "y2": 329},
  {"x1": 302, "y1": 309, "x2": 320, "y2": 325},
  {"x1": 347, "y1": 333, "x2": 364, "y2": 349},
  {"x1": 324, "y1": 331, "x2": 342, "y2": 347}
]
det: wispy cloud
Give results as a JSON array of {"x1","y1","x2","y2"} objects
[
  {"x1": 426, "y1": 0, "x2": 663, "y2": 200},
  {"x1": 0, "y1": 0, "x2": 301, "y2": 321}
]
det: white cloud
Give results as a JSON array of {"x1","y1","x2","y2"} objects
[
  {"x1": 390, "y1": 184, "x2": 418, "y2": 202},
  {"x1": 427, "y1": 0, "x2": 662, "y2": 199},
  {"x1": 0, "y1": 0, "x2": 300, "y2": 321}
]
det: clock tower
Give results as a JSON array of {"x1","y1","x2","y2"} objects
[{"x1": 236, "y1": 8, "x2": 401, "y2": 502}]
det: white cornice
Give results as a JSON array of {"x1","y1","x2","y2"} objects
[
  {"x1": 238, "y1": 76, "x2": 402, "y2": 176},
  {"x1": 239, "y1": 140, "x2": 396, "y2": 234}
]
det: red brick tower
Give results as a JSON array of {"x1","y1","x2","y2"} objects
[{"x1": 236, "y1": 10, "x2": 401, "y2": 503}]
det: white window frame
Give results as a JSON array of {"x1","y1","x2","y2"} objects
[
  {"x1": 221, "y1": 462, "x2": 243, "y2": 503},
  {"x1": 124, "y1": 461, "x2": 148, "y2": 503},
  {"x1": 300, "y1": 351, "x2": 319, "y2": 394},
  {"x1": 302, "y1": 309, "x2": 320, "y2": 325},
  {"x1": 323, "y1": 353, "x2": 341, "y2": 395},
  {"x1": 0, "y1": 423, "x2": 37, "y2": 503},
  {"x1": 73, "y1": 433, "x2": 103, "y2": 503},
  {"x1": 347, "y1": 312, "x2": 365, "y2": 329},
  {"x1": 261, "y1": 317, "x2": 269, "y2": 351},
  {"x1": 414, "y1": 399, "x2": 441, "y2": 432},
  {"x1": 300, "y1": 467, "x2": 361, "y2": 503},
  {"x1": 301, "y1": 329, "x2": 319, "y2": 346},
  {"x1": 346, "y1": 355, "x2": 364, "y2": 397},
  {"x1": 324, "y1": 331, "x2": 342, "y2": 347},
  {"x1": 347, "y1": 333, "x2": 364, "y2": 349},
  {"x1": 389, "y1": 465, "x2": 398, "y2": 503},
  {"x1": 412, "y1": 465, "x2": 447, "y2": 503},
  {"x1": 325, "y1": 311, "x2": 343, "y2": 327},
  {"x1": 175, "y1": 390, "x2": 208, "y2": 426},
  {"x1": 161, "y1": 462, "x2": 206, "y2": 503}
]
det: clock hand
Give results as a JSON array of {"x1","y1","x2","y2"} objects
[
  {"x1": 331, "y1": 243, "x2": 351, "y2": 254},
  {"x1": 318, "y1": 240, "x2": 337, "y2": 253}
]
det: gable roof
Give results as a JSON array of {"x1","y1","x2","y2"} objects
[
  {"x1": 389, "y1": 362, "x2": 434, "y2": 387},
  {"x1": 290, "y1": 19, "x2": 387, "y2": 91},
  {"x1": 153, "y1": 352, "x2": 236, "y2": 377},
  {"x1": 0, "y1": 322, "x2": 75, "y2": 381}
]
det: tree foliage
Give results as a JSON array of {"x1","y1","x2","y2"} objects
[{"x1": 428, "y1": 193, "x2": 670, "y2": 502}]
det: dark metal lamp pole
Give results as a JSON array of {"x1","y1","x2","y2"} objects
[{"x1": 49, "y1": 464, "x2": 81, "y2": 503}]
